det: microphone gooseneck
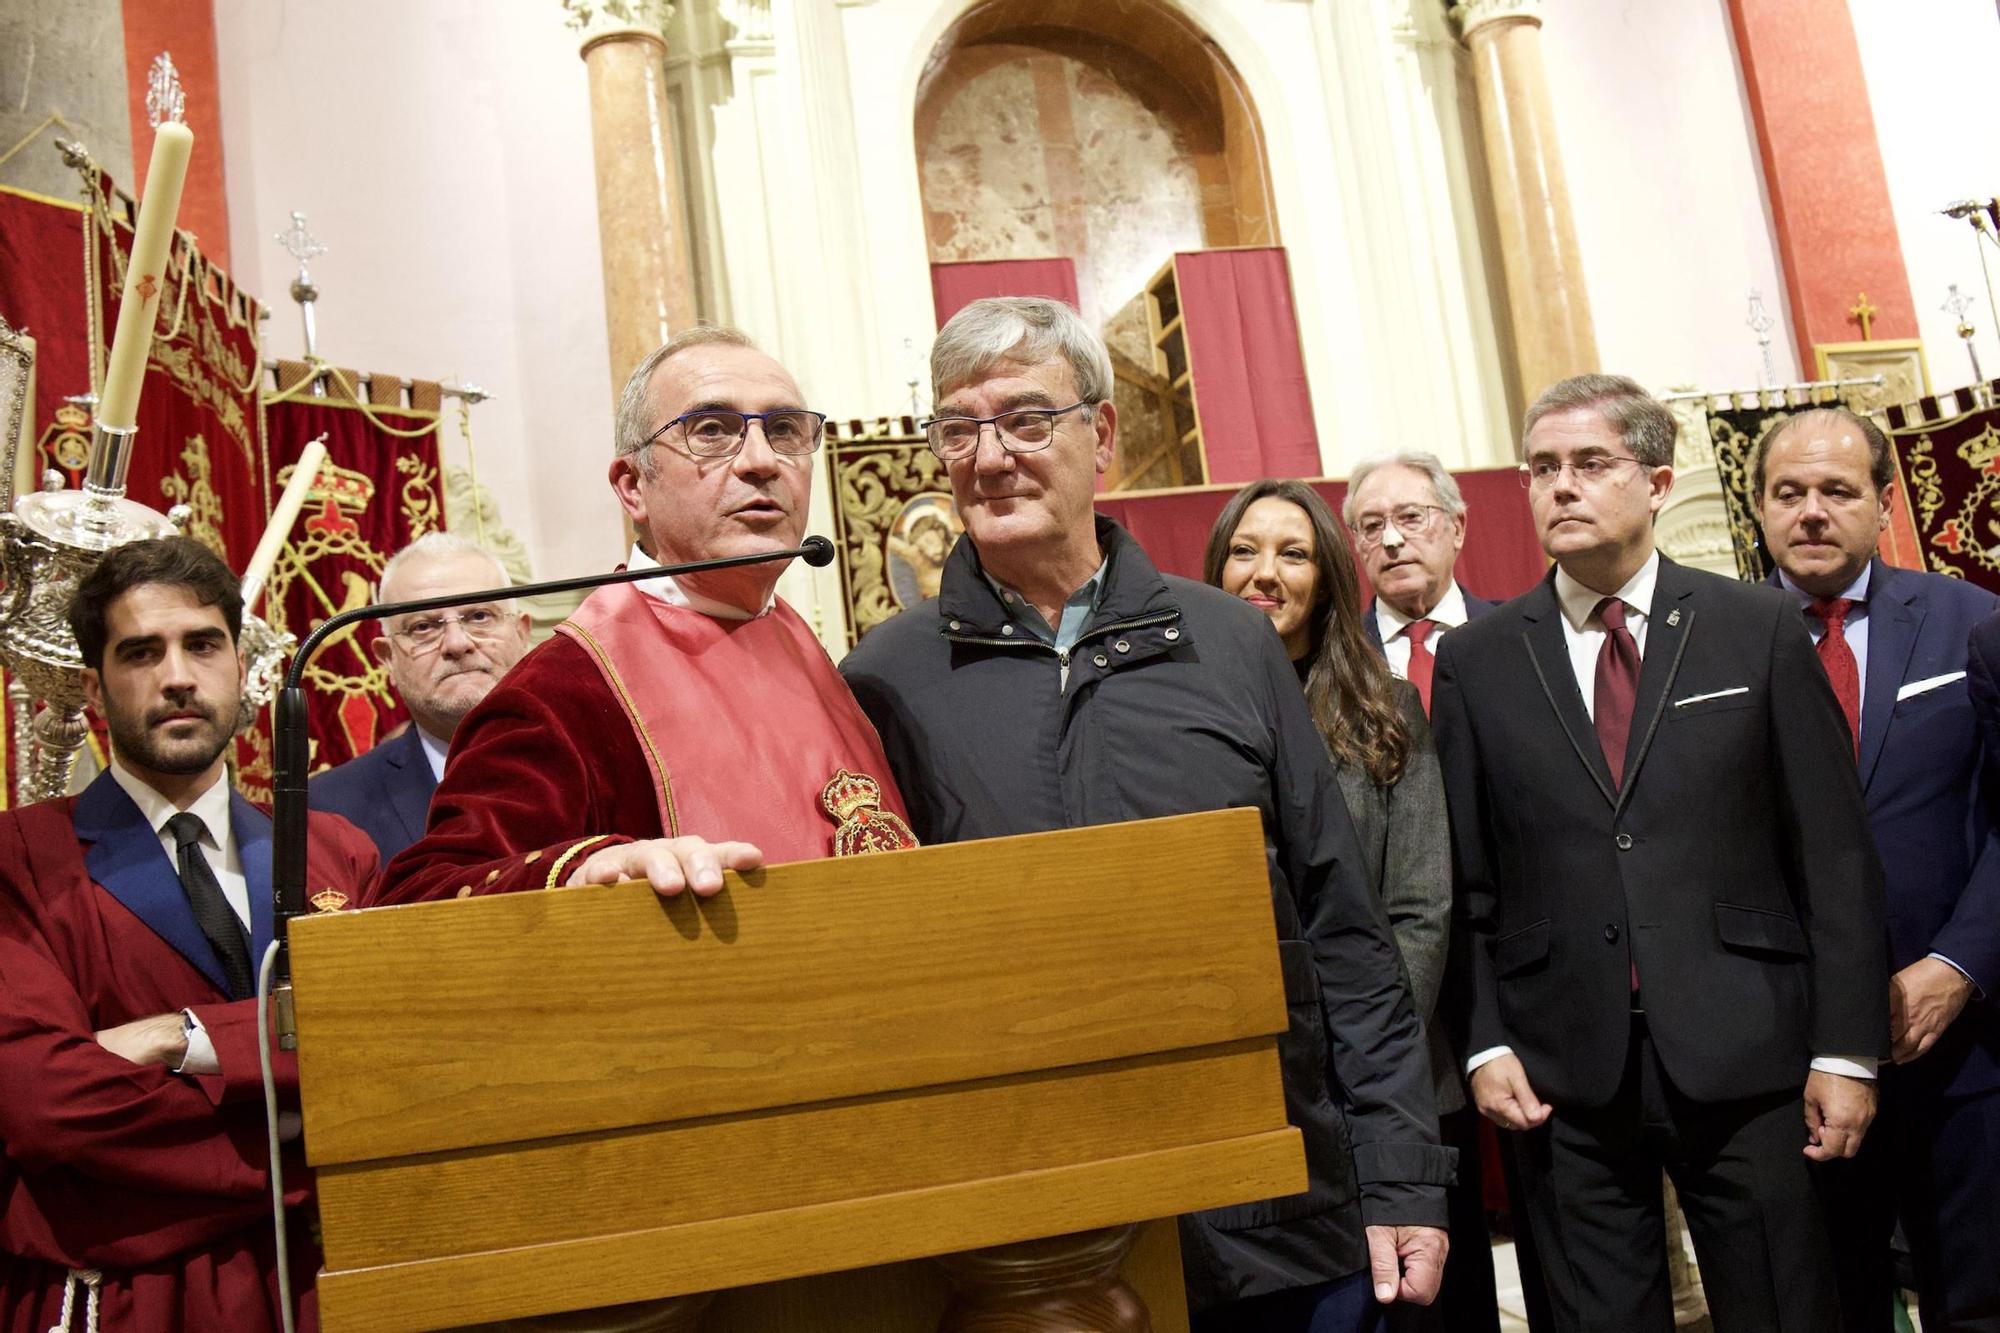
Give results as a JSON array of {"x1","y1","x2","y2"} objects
[{"x1": 269, "y1": 537, "x2": 829, "y2": 1032}]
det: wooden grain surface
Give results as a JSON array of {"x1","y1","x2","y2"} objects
[
  {"x1": 292, "y1": 808, "x2": 1283, "y2": 1165},
  {"x1": 319, "y1": 1131, "x2": 1302, "y2": 1332},
  {"x1": 317, "y1": 1041, "x2": 1285, "y2": 1270}
]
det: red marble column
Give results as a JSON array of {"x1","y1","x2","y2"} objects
[
  {"x1": 1726, "y1": 0, "x2": 1914, "y2": 365},
  {"x1": 120, "y1": 0, "x2": 231, "y2": 269}
]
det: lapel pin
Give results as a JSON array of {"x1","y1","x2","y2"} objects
[{"x1": 1667, "y1": 609, "x2": 1682, "y2": 627}]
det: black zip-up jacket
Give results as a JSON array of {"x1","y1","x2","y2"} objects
[{"x1": 842, "y1": 517, "x2": 1452, "y2": 1312}]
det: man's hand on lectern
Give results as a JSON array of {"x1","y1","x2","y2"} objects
[{"x1": 566, "y1": 836, "x2": 765, "y2": 897}]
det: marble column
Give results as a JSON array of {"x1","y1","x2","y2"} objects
[
  {"x1": 1453, "y1": 0, "x2": 1598, "y2": 403},
  {"x1": 574, "y1": 6, "x2": 699, "y2": 398}
]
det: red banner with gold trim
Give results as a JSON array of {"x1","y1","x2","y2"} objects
[{"x1": 261, "y1": 380, "x2": 445, "y2": 780}]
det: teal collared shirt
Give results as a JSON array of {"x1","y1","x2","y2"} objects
[{"x1": 987, "y1": 558, "x2": 1108, "y2": 655}]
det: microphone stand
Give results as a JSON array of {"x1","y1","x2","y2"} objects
[{"x1": 267, "y1": 534, "x2": 836, "y2": 1046}]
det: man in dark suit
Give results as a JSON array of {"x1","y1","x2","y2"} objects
[
  {"x1": 1344, "y1": 451, "x2": 1497, "y2": 713},
  {"x1": 1432, "y1": 374, "x2": 1887, "y2": 1333},
  {"x1": 309, "y1": 533, "x2": 530, "y2": 861},
  {"x1": 1758, "y1": 407, "x2": 2000, "y2": 1332}
]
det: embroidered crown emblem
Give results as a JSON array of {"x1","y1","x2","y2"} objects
[
  {"x1": 819, "y1": 768, "x2": 919, "y2": 856},
  {"x1": 309, "y1": 887, "x2": 350, "y2": 913}
]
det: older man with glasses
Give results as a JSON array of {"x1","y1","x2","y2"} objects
[
  {"x1": 842, "y1": 296, "x2": 1451, "y2": 1333},
  {"x1": 377, "y1": 325, "x2": 914, "y2": 907},
  {"x1": 309, "y1": 532, "x2": 531, "y2": 862},
  {"x1": 1342, "y1": 453, "x2": 1496, "y2": 715}
]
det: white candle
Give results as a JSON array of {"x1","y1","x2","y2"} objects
[
  {"x1": 240, "y1": 439, "x2": 328, "y2": 612},
  {"x1": 96, "y1": 121, "x2": 194, "y2": 431}
]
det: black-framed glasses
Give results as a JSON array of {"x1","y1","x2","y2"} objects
[
  {"x1": 388, "y1": 607, "x2": 514, "y2": 654},
  {"x1": 921, "y1": 401, "x2": 1093, "y2": 461},
  {"x1": 1351, "y1": 504, "x2": 1448, "y2": 548},
  {"x1": 1519, "y1": 454, "x2": 1646, "y2": 490},
  {"x1": 645, "y1": 409, "x2": 827, "y2": 459}
]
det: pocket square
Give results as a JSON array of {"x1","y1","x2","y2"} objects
[
  {"x1": 1674, "y1": 686, "x2": 1750, "y2": 707},
  {"x1": 1897, "y1": 671, "x2": 1966, "y2": 701}
]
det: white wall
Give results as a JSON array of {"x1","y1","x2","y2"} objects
[
  {"x1": 212, "y1": 0, "x2": 622, "y2": 581},
  {"x1": 1850, "y1": 0, "x2": 2000, "y2": 391},
  {"x1": 1540, "y1": 0, "x2": 1801, "y2": 395}
]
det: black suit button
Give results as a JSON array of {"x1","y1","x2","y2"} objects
[
  {"x1": 1615, "y1": 833, "x2": 1634, "y2": 850},
  {"x1": 1605, "y1": 924, "x2": 1621, "y2": 944}
]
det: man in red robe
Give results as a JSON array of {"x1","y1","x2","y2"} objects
[
  {"x1": 376, "y1": 326, "x2": 911, "y2": 907},
  {"x1": 0, "y1": 537, "x2": 377, "y2": 1333}
]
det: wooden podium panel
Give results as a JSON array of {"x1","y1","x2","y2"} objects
[{"x1": 290, "y1": 809, "x2": 1303, "y2": 1331}]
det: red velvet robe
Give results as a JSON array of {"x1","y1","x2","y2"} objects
[
  {"x1": 376, "y1": 589, "x2": 911, "y2": 904},
  {"x1": 0, "y1": 774, "x2": 377, "y2": 1333}
]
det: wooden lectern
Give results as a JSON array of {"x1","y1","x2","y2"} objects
[{"x1": 290, "y1": 808, "x2": 1306, "y2": 1331}]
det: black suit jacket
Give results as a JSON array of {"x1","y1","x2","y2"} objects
[
  {"x1": 1359, "y1": 586, "x2": 1498, "y2": 654},
  {"x1": 307, "y1": 726, "x2": 437, "y2": 864},
  {"x1": 1432, "y1": 556, "x2": 1888, "y2": 1109}
]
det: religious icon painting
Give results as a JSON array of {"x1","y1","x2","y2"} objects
[{"x1": 886, "y1": 492, "x2": 963, "y2": 608}]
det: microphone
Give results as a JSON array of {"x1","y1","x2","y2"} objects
[{"x1": 267, "y1": 534, "x2": 836, "y2": 1040}]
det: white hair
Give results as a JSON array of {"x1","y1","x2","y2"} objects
[
  {"x1": 1342, "y1": 451, "x2": 1468, "y2": 527},
  {"x1": 931, "y1": 297, "x2": 1113, "y2": 404},
  {"x1": 378, "y1": 531, "x2": 515, "y2": 612}
]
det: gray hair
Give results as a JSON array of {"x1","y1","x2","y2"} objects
[
  {"x1": 931, "y1": 297, "x2": 1114, "y2": 405},
  {"x1": 1522, "y1": 373, "x2": 1678, "y2": 468},
  {"x1": 614, "y1": 324, "x2": 761, "y2": 478},
  {"x1": 1342, "y1": 451, "x2": 1467, "y2": 526},
  {"x1": 379, "y1": 531, "x2": 515, "y2": 614}
]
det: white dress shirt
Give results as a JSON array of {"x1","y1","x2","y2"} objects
[
  {"x1": 1376, "y1": 581, "x2": 1472, "y2": 679},
  {"x1": 1466, "y1": 550, "x2": 1875, "y2": 1081},
  {"x1": 108, "y1": 762, "x2": 244, "y2": 1077},
  {"x1": 625, "y1": 544, "x2": 774, "y2": 620},
  {"x1": 416, "y1": 725, "x2": 450, "y2": 782}
]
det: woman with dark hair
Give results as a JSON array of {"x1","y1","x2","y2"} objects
[{"x1": 1205, "y1": 480, "x2": 1475, "y2": 1333}]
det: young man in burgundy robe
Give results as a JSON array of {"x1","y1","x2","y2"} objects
[
  {"x1": 376, "y1": 327, "x2": 912, "y2": 908},
  {"x1": 0, "y1": 537, "x2": 377, "y2": 1333}
]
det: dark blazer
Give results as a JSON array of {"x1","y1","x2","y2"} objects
[
  {"x1": 1331, "y1": 680, "x2": 1459, "y2": 1115},
  {"x1": 309, "y1": 725, "x2": 437, "y2": 864},
  {"x1": 1775, "y1": 562, "x2": 2000, "y2": 1098},
  {"x1": 1432, "y1": 555, "x2": 1888, "y2": 1109},
  {"x1": 1359, "y1": 585, "x2": 1498, "y2": 654}
]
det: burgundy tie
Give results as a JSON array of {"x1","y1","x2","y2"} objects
[
  {"x1": 1403, "y1": 619, "x2": 1438, "y2": 714},
  {"x1": 1594, "y1": 598, "x2": 1641, "y2": 787},
  {"x1": 1805, "y1": 598, "x2": 1861, "y2": 759}
]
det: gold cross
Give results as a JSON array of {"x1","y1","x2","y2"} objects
[{"x1": 1849, "y1": 292, "x2": 1877, "y2": 341}]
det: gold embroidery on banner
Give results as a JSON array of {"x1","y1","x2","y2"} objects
[
  {"x1": 819, "y1": 768, "x2": 919, "y2": 855},
  {"x1": 310, "y1": 887, "x2": 349, "y2": 913},
  {"x1": 396, "y1": 452, "x2": 441, "y2": 537},
  {"x1": 546, "y1": 835, "x2": 614, "y2": 889},
  {"x1": 37, "y1": 402, "x2": 92, "y2": 475},
  {"x1": 559, "y1": 620, "x2": 681, "y2": 839},
  {"x1": 159, "y1": 434, "x2": 226, "y2": 557}
]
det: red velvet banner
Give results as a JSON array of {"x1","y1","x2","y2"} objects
[
  {"x1": 261, "y1": 390, "x2": 445, "y2": 777},
  {"x1": 1095, "y1": 466, "x2": 1546, "y2": 604},
  {"x1": 930, "y1": 258, "x2": 1080, "y2": 327},
  {"x1": 1172, "y1": 248, "x2": 1320, "y2": 484}
]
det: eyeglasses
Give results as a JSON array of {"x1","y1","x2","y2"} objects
[
  {"x1": 388, "y1": 607, "x2": 512, "y2": 653},
  {"x1": 1519, "y1": 455, "x2": 1646, "y2": 490},
  {"x1": 645, "y1": 409, "x2": 827, "y2": 459},
  {"x1": 921, "y1": 402, "x2": 1094, "y2": 460},
  {"x1": 1351, "y1": 504, "x2": 1448, "y2": 548}
]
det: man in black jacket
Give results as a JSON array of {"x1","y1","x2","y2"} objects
[
  {"x1": 842, "y1": 296, "x2": 1451, "y2": 1332},
  {"x1": 1431, "y1": 374, "x2": 1887, "y2": 1333}
]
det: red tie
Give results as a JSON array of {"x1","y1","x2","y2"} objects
[
  {"x1": 1595, "y1": 598, "x2": 1643, "y2": 995},
  {"x1": 1593, "y1": 598, "x2": 1641, "y2": 787},
  {"x1": 1806, "y1": 598, "x2": 1861, "y2": 758},
  {"x1": 1403, "y1": 619, "x2": 1438, "y2": 714}
]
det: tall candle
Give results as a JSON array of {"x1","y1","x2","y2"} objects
[
  {"x1": 96, "y1": 121, "x2": 194, "y2": 431},
  {"x1": 240, "y1": 439, "x2": 328, "y2": 612}
]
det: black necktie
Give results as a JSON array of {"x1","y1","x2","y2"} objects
[{"x1": 166, "y1": 812, "x2": 252, "y2": 999}]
